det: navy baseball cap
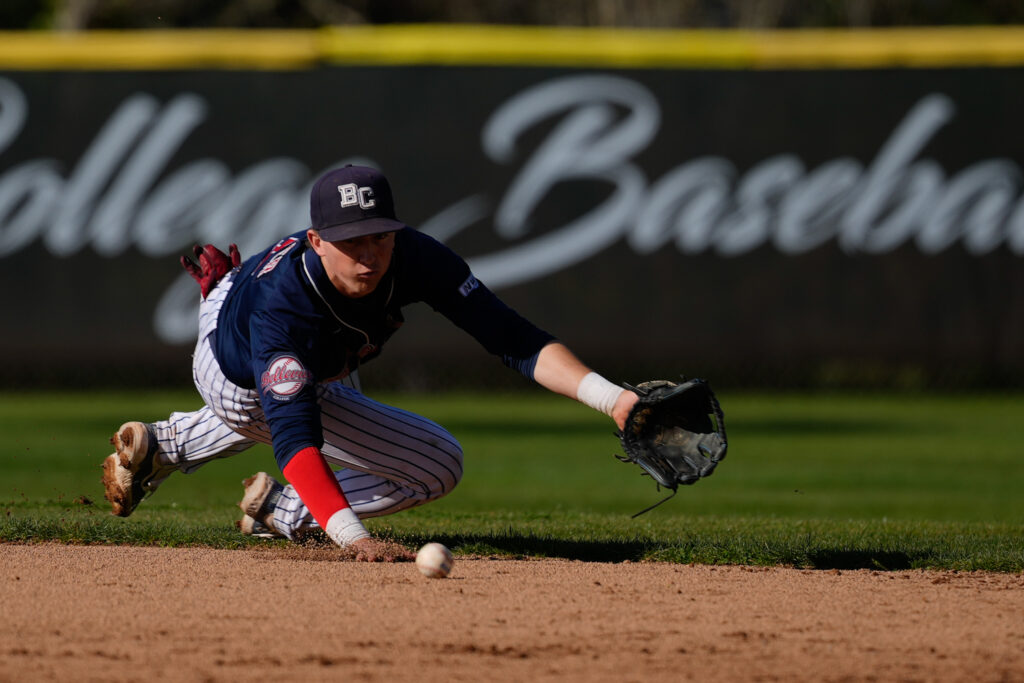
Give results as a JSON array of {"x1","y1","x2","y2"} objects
[{"x1": 310, "y1": 165, "x2": 405, "y2": 241}]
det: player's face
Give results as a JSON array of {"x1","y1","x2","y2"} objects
[{"x1": 308, "y1": 229, "x2": 395, "y2": 298}]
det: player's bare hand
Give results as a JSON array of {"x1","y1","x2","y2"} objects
[
  {"x1": 612, "y1": 389, "x2": 640, "y2": 431},
  {"x1": 348, "y1": 537, "x2": 415, "y2": 562}
]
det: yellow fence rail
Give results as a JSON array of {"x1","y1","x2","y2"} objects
[{"x1": 0, "y1": 24, "x2": 1023, "y2": 70}]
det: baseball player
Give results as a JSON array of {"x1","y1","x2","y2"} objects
[{"x1": 102, "y1": 164, "x2": 639, "y2": 561}]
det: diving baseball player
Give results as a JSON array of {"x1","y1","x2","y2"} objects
[{"x1": 102, "y1": 164, "x2": 639, "y2": 561}]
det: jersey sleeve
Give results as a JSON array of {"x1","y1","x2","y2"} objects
[
  {"x1": 406, "y1": 232, "x2": 556, "y2": 378},
  {"x1": 249, "y1": 307, "x2": 324, "y2": 469}
]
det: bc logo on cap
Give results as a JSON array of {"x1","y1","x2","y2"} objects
[{"x1": 338, "y1": 183, "x2": 376, "y2": 210}]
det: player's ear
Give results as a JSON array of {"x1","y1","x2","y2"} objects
[{"x1": 307, "y1": 229, "x2": 322, "y2": 252}]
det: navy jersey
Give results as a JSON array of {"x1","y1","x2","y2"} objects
[{"x1": 213, "y1": 228, "x2": 555, "y2": 467}]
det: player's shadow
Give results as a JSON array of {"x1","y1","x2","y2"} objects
[
  {"x1": 403, "y1": 535, "x2": 921, "y2": 569},
  {"x1": 421, "y1": 532, "x2": 660, "y2": 563},
  {"x1": 805, "y1": 548, "x2": 918, "y2": 570}
]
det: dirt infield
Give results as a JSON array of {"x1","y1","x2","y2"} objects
[{"x1": 1, "y1": 544, "x2": 1022, "y2": 682}]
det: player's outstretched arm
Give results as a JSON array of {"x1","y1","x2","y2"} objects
[{"x1": 532, "y1": 342, "x2": 638, "y2": 430}]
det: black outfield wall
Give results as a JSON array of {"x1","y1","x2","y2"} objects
[{"x1": 1, "y1": 31, "x2": 1022, "y2": 389}]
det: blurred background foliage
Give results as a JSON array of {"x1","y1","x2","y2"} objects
[{"x1": 4, "y1": 0, "x2": 1024, "y2": 31}]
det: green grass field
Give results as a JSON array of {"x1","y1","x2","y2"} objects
[{"x1": 1, "y1": 390, "x2": 1022, "y2": 571}]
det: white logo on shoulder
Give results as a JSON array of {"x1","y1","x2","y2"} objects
[
  {"x1": 458, "y1": 274, "x2": 480, "y2": 297},
  {"x1": 256, "y1": 237, "x2": 299, "y2": 278},
  {"x1": 260, "y1": 356, "x2": 312, "y2": 400},
  {"x1": 338, "y1": 183, "x2": 376, "y2": 209}
]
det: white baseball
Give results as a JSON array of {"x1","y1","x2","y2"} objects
[{"x1": 415, "y1": 542, "x2": 454, "y2": 579}]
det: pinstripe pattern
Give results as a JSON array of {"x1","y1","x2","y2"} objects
[
  {"x1": 272, "y1": 383, "x2": 465, "y2": 539},
  {"x1": 149, "y1": 269, "x2": 464, "y2": 540}
]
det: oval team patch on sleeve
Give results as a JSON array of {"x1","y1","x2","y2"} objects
[{"x1": 260, "y1": 355, "x2": 312, "y2": 400}]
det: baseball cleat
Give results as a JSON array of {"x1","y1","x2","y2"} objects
[
  {"x1": 237, "y1": 513, "x2": 284, "y2": 539},
  {"x1": 239, "y1": 472, "x2": 284, "y2": 537},
  {"x1": 101, "y1": 421, "x2": 160, "y2": 517}
]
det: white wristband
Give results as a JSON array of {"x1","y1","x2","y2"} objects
[
  {"x1": 325, "y1": 507, "x2": 371, "y2": 547},
  {"x1": 576, "y1": 372, "x2": 624, "y2": 417}
]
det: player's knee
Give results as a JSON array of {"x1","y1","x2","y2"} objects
[{"x1": 432, "y1": 438, "x2": 463, "y2": 495}]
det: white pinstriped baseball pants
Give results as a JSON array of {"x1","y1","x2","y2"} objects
[{"x1": 149, "y1": 270, "x2": 464, "y2": 539}]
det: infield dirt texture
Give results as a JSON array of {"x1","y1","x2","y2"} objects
[
  {"x1": 3, "y1": 391, "x2": 1022, "y2": 680},
  {"x1": 2, "y1": 544, "x2": 1022, "y2": 682}
]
